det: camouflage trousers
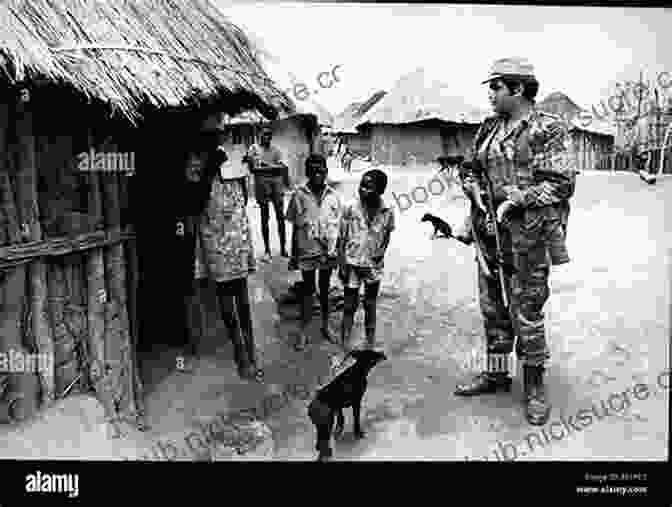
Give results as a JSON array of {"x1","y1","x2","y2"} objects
[{"x1": 474, "y1": 213, "x2": 552, "y2": 368}]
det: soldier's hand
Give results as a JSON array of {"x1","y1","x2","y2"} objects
[
  {"x1": 537, "y1": 181, "x2": 556, "y2": 205},
  {"x1": 485, "y1": 217, "x2": 496, "y2": 235},
  {"x1": 462, "y1": 180, "x2": 477, "y2": 199},
  {"x1": 496, "y1": 200, "x2": 515, "y2": 223},
  {"x1": 338, "y1": 265, "x2": 350, "y2": 284}
]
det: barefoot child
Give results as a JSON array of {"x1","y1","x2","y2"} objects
[
  {"x1": 286, "y1": 154, "x2": 342, "y2": 350},
  {"x1": 338, "y1": 169, "x2": 395, "y2": 350}
]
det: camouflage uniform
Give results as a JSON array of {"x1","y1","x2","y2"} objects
[{"x1": 462, "y1": 109, "x2": 575, "y2": 368}]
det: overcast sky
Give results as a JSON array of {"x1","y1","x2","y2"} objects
[{"x1": 216, "y1": 2, "x2": 670, "y2": 117}]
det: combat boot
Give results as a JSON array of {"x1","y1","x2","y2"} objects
[{"x1": 523, "y1": 365, "x2": 551, "y2": 425}]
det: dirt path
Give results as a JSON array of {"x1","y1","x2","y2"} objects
[
  {"x1": 251, "y1": 170, "x2": 670, "y2": 461},
  {"x1": 4, "y1": 171, "x2": 665, "y2": 462}
]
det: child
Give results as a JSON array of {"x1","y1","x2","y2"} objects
[
  {"x1": 286, "y1": 154, "x2": 342, "y2": 350},
  {"x1": 338, "y1": 169, "x2": 395, "y2": 350},
  {"x1": 187, "y1": 133, "x2": 263, "y2": 382}
]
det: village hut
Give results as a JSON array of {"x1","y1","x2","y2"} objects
[
  {"x1": 333, "y1": 91, "x2": 387, "y2": 158},
  {"x1": 354, "y1": 68, "x2": 489, "y2": 168},
  {"x1": 0, "y1": 0, "x2": 292, "y2": 431},
  {"x1": 537, "y1": 92, "x2": 616, "y2": 172},
  {"x1": 203, "y1": 97, "x2": 332, "y2": 188},
  {"x1": 201, "y1": 47, "x2": 334, "y2": 187}
]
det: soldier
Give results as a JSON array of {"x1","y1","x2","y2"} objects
[{"x1": 454, "y1": 57, "x2": 577, "y2": 426}]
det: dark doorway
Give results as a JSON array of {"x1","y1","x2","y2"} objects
[{"x1": 127, "y1": 114, "x2": 195, "y2": 356}]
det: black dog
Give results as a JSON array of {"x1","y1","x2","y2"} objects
[
  {"x1": 308, "y1": 349, "x2": 387, "y2": 461},
  {"x1": 421, "y1": 213, "x2": 454, "y2": 239}
]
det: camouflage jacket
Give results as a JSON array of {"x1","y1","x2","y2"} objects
[{"x1": 463, "y1": 108, "x2": 577, "y2": 264}]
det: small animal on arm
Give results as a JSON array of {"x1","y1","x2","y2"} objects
[{"x1": 421, "y1": 213, "x2": 454, "y2": 239}]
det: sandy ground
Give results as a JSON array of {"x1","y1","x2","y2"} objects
[
  {"x1": 246, "y1": 168, "x2": 670, "y2": 461},
  {"x1": 1, "y1": 169, "x2": 669, "y2": 461}
]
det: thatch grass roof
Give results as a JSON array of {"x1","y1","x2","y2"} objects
[
  {"x1": 0, "y1": 0, "x2": 294, "y2": 124},
  {"x1": 249, "y1": 54, "x2": 334, "y2": 126},
  {"x1": 356, "y1": 68, "x2": 489, "y2": 128}
]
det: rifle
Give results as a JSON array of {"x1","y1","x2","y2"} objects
[{"x1": 460, "y1": 159, "x2": 512, "y2": 310}]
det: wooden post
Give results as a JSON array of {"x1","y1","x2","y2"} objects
[
  {"x1": 48, "y1": 259, "x2": 72, "y2": 397},
  {"x1": 13, "y1": 89, "x2": 55, "y2": 407},
  {"x1": 101, "y1": 138, "x2": 138, "y2": 428},
  {"x1": 124, "y1": 225, "x2": 146, "y2": 428},
  {"x1": 83, "y1": 129, "x2": 117, "y2": 434},
  {"x1": 0, "y1": 100, "x2": 40, "y2": 423}
]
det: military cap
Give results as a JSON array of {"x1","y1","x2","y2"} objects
[{"x1": 482, "y1": 57, "x2": 536, "y2": 84}]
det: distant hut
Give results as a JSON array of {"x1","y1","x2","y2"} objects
[
  {"x1": 333, "y1": 91, "x2": 387, "y2": 157},
  {"x1": 354, "y1": 68, "x2": 489, "y2": 168},
  {"x1": 205, "y1": 98, "x2": 332, "y2": 187},
  {"x1": 0, "y1": 0, "x2": 291, "y2": 430},
  {"x1": 244, "y1": 55, "x2": 335, "y2": 175},
  {"x1": 537, "y1": 92, "x2": 615, "y2": 171},
  {"x1": 274, "y1": 98, "x2": 333, "y2": 177}
]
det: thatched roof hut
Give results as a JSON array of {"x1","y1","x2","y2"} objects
[
  {"x1": 0, "y1": 0, "x2": 293, "y2": 124},
  {"x1": 537, "y1": 92, "x2": 616, "y2": 137},
  {"x1": 0, "y1": 0, "x2": 292, "y2": 432},
  {"x1": 353, "y1": 68, "x2": 489, "y2": 166},
  {"x1": 356, "y1": 68, "x2": 489, "y2": 129},
  {"x1": 537, "y1": 91, "x2": 615, "y2": 171}
]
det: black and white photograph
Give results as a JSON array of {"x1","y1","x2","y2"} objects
[{"x1": 0, "y1": 0, "x2": 669, "y2": 500}]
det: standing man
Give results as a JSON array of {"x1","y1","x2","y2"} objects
[
  {"x1": 637, "y1": 149, "x2": 657, "y2": 184},
  {"x1": 245, "y1": 126, "x2": 290, "y2": 262},
  {"x1": 454, "y1": 57, "x2": 577, "y2": 426}
]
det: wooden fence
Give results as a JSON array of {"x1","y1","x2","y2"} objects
[
  {"x1": 1, "y1": 92, "x2": 143, "y2": 433},
  {"x1": 593, "y1": 149, "x2": 672, "y2": 174}
]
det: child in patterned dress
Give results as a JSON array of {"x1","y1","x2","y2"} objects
[{"x1": 187, "y1": 133, "x2": 263, "y2": 381}]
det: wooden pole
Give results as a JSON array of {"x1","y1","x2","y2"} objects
[
  {"x1": 83, "y1": 128, "x2": 118, "y2": 435},
  {"x1": 13, "y1": 89, "x2": 55, "y2": 407},
  {"x1": 116, "y1": 165, "x2": 145, "y2": 422},
  {"x1": 0, "y1": 100, "x2": 40, "y2": 422},
  {"x1": 124, "y1": 223, "x2": 146, "y2": 428},
  {"x1": 101, "y1": 138, "x2": 138, "y2": 429}
]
